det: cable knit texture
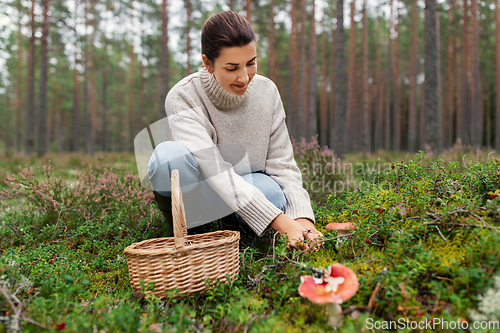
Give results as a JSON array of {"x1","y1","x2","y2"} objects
[{"x1": 165, "y1": 67, "x2": 315, "y2": 236}]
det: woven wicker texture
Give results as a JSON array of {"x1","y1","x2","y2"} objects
[{"x1": 124, "y1": 169, "x2": 240, "y2": 296}]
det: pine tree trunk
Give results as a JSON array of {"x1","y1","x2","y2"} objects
[
  {"x1": 446, "y1": 5, "x2": 454, "y2": 148},
  {"x1": 408, "y1": 0, "x2": 418, "y2": 151},
  {"x1": 16, "y1": 8, "x2": 23, "y2": 153},
  {"x1": 329, "y1": 2, "x2": 335, "y2": 148},
  {"x1": 53, "y1": 78, "x2": 62, "y2": 151},
  {"x1": 374, "y1": 23, "x2": 382, "y2": 151},
  {"x1": 298, "y1": 0, "x2": 307, "y2": 139},
  {"x1": 185, "y1": 0, "x2": 192, "y2": 75},
  {"x1": 393, "y1": 2, "x2": 400, "y2": 151},
  {"x1": 347, "y1": 0, "x2": 357, "y2": 152},
  {"x1": 160, "y1": 0, "x2": 169, "y2": 118},
  {"x1": 289, "y1": 0, "x2": 299, "y2": 140},
  {"x1": 436, "y1": 8, "x2": 442, "y2": 150},
  {"x1": 83, "y1": 0, "x2": 90, "y2": 154},
  {"x1": 332, "y1": 0, "x2": 347, "y2": 157},
  {"x1": 268, "y1": 0, "x2": 275, "y2": 82},
  {"x1": 308, "y1": 0, "x2": 317, "y2": 141},
  {"x1": 460, "y1": 0, "x2": 470, "y2": 145},
  {"x1": 361, "y1": 0, "x2": 369, "y2": 151},
  {"x1": 496, "y1": 0, "x2": 500, "y2": 150},
  {"x1": 128, "y1": 2, "x2": 135, "y2": 152},
  {"x1": 319, "y1": 14, "x2": 328, "y2": 147},
  {"x1": 385, "y1": 0, "x2": 393, "y2": 151},
  {"x1": 486, "y1": 84, "x2": 491, "y2": 147},
  {"x1": 102, "y1": 42, "x2": 108, "y2": 152},
  {"x1": 424, "y1": 0, "x2": 443, "y2": 154},
  {"x1": 26, "y1": 0, "x2": 36, "y2": 155},
  {"x1": 470, "y1": 0, "x2": 480, "y2": 148},
  {"x1": 88, "y1": 0, "x2": 96, "y2": 154},
  {"x1": 247, "y1": 0, "x2": 252, "y2": 24},
  {"x1": 72, "y1": 28, "x2": 80, "y2": 152}
]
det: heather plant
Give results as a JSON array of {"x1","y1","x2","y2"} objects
[
  {"x1": 292, "y1": 135, "x2": 345, "y2": 202},
  {"x1": 1, "y1": 161, "x2": 156, "y2": 241}
]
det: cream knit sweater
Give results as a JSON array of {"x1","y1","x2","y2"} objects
[{"x1": 165, "y1": 67, "x2": 315, "y2": 236}]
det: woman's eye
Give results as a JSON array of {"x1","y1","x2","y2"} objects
[
  {"x1": 247, "y1": 62, "x2": 256, "y2": 66},
  {"x1": 226, "y1": 68, "x2": 237, "y2": 72}
]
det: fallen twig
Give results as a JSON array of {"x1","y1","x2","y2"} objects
[{"x1": 424, "y1": 222, "x2": 500, "y2": 230}]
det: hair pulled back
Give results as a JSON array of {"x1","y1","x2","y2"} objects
[{"x1": 201, "y1": 11, "x2": 256, "y2": 64}]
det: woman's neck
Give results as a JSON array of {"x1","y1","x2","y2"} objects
[{"x1": 199, "y1": 67, "x2": 253, "y2": 110}]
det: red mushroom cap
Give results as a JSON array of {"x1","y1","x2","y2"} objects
[
  {"x1": 298, "y1": 263, "x2": 359, "y2": 304},
  {"x1": 326, "y1": 222, "x2": 356, "y2": 231}
]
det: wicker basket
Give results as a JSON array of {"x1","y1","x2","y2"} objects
[{"x1": 124, "y1": 169, "x2": 240, "y2": 297}]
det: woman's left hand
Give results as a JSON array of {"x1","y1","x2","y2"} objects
[{"x1": 295, "y1": 218, "x2": 323, "y2": 247}]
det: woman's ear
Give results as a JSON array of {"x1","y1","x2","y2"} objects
[{"x1": 202, "y1": 54, "x2": 214, "y2": 73}]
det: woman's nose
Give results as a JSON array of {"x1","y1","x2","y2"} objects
[{"x1": 237, "y1": 68, "x2": 249, "y2": 83}]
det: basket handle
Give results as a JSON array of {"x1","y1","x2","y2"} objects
[{"x1": 171, "y1": 169, "x2": 188, "y2": 256}]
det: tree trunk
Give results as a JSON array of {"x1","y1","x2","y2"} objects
[
  {"x1": 38, "y1": 0, "x2": 49, "y2": 154},
  {"x1": 424, "y1": 0, "x2": 443, "y2": 154},
  {"x1": 436, "y1": 8, "x2": 442, "y2": 150},
  {"x1": 88, "y1": 0, "x2": 96, "y2": 154},
  {"x1": 408, "y1": 0, "x2": 418, "y2": 151},
  {"x1": 25, "y1": 0, "x2": 36, "y2": 155},
  {"x1": 470, "y1": 0, "x2": 480, "y2": 148},
  {"x1": 298, "y1": 0, "x2": 307, "y2": 139},
  {"x1": 374, "y1": 22, "x2": 382, "y2": 151},
  {"x1": 347, "y1": 0, "x2": 357, "y2": 152},
  {"x1": 385, "y1": 0, "x2": 393, "y2": 151},
  {"x1": 329, "y1": 2, "x2": 335, "y2": 148},
  {"x1": 247, "y1": 0, "x2": 252, "y2": 24},
  {"x1": 460, "y1": 0, "x2": 470, "y2": 145},
  {"x1": 53, "y1": 77, "x2": 62, "y2": 151},
  {"x1": 332, "y1": 0, "x2": 347, "y2": 157},
  {"x1": 160, "y1": 0, "x2": 169, "y2": 118},
  {"x1": 16, "y1": 8, "x2": 23, "y2": 153},
  {"x1": 393, "y1": 1, "x2": 400, "y2": 151},
  {"x1": 128, "y1": 2, "x2": 135, "y2": 152},
  {"x1": 496, "y1": 0, "x2": 500, "y2": 150},
  {"x1": 72, "y1": 25, "x2": 80, "y2": 152},
  {"x1": 446, "y1": 4, "x2": 454, "y2": 148},
  {"x1": 319, "y1": 13, "x2": 328, "y2": 147},
  {"x1": 268, "y1": 0, "x2": 275, "y2": 82},
  {"x1": 185, "y1": 0, "x2": 192, "y2": 75},
  {"x1": 289, "y1": 0, "x2": 299, "y2": 140},
  {"x1": 102, "y1": 41, "x2": 108, "y2": 151},
  {"x1": 308, "y1": 0, "x2": 317, "y2": 140},
  {"x1": 361, "y1": 0, "x2": 369, "y2": 151},
  {"x1": 83, "y1": 0, "x2": 90, "y2": 154},
  {"x1": 455, "y1": 35, "x2": 462, "y2": 147}
]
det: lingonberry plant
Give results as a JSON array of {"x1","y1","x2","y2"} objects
[{"x1": 0, "y1": 149, "x2": 499, "y2": 332}]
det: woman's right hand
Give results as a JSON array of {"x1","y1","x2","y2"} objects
[{"x1": 270, "y1": 213, "x2": 311, "y2": 249}]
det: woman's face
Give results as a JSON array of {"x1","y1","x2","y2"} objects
[{"x1": 203, "y1": 41, "x2": 257, "y2": 96}]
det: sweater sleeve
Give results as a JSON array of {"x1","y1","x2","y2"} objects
[
  {"x1": 264, "y1": 87, "x2": 316, "y2": 223},
  {"x1": 167, "y1": 101, "x2": 283, "y2": 236}
]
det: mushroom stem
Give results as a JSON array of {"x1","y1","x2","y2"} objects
[{"x1": 326, "y1": 302, "x2": 343, "y2": 328}]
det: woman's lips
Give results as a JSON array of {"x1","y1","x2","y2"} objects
[{"x1": 233, "y1": 83, "x2": 247, "y2": 89}]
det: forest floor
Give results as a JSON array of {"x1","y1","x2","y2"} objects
[{"x1": 1, "y1": 147, "x2": 500, "y2": 332}]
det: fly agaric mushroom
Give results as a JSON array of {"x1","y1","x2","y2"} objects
[
  {"x1": 326, "y1": 222, "x2": 356, "y2": 246},
  {"x1": 298, "y1": 263, "x2": 359, "y2": 328}
]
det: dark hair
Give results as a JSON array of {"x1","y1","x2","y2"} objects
[{"x1": 201, "y1": 11, "x2": 256, "y2": 64}]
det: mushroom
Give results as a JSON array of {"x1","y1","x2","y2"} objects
[
  {"x1": 326, "y1": 222, "x2": 356, "y2": 246},
  {"x1": 298, "y1": 263, "x2": 359, "y2": 329}
]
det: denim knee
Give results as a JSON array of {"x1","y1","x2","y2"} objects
[
  {"x1": 241, "y1": 172, "x2": 286, "y2": 212},
  {"x1": 148, "y1": 141, "x2": 200, "y2": 196}
]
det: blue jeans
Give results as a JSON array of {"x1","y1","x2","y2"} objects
[{"x1": 148, "y1": 141, "x2": 286, "y2": 228}]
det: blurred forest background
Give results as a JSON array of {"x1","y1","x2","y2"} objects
[{"x1": 0, "y1": 0, "x2": 499, "y2": 158}]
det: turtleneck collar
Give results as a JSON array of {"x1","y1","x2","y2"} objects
[{"x1": 199, "y1": 67, "x2": 254, "y2": 110}]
